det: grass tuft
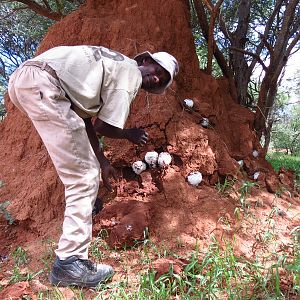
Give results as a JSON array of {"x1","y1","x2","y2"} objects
[{"x1": 267, "y1": 153, "x2": 300, "y2": 182}]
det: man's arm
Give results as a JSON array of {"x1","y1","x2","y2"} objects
[
  {"x1": 94, "y1": 118, "x2": 148, "y2": 145},
  {"x1": 83, "y1": 118, "x2": 117, "y2": 191}
]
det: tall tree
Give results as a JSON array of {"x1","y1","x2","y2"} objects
[
  {"x1": 0, "y1": 3, "x2": 52, "y2": 92},
  {"x1": 0, "y1": 1, "x2": 83, "y2": 96},
  {"x1": 4, "y1": 0, "x2": 84, "y2": 21},
  {"x1": 190, "y1": 0, "x2": 300, "y2": 145}
]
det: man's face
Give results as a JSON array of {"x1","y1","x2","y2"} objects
[{"x1": 138, "y1": 58, "x2": 170, "y2": 93}]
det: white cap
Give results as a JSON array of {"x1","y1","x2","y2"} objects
[{"x1": 134, "y1": 51, "x2": 179, "y2": 94}]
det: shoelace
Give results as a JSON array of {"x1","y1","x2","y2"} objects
[{"x1": 81, "y1": 259, "x2": 97, "y2": 272}]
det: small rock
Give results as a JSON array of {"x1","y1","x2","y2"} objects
[
  {"x1": 278, "y1": 209, "x2": 287, "y2": 217},
  {"x1": 152, "y1": 258, "x2": 188, "y2": 280},
  {"x1": 278, "y1": 168, "x2": 295, "y2": 189},
  {"x1": 0, "y1": 255, "x2": 9, "y2": 263},
  {"x1": 265, "y1": 173, "x2": 280, "y2": 193}
]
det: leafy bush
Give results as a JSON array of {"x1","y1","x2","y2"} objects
[{"x1": 267, "y1": 152, "x2": 300, "y2": 181}]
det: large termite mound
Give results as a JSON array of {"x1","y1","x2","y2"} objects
[{"x1": 0, "y1": 0, "x2": 295, "y2": 251}]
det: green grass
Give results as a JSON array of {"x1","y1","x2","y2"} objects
[
  {"x1": 215, "y1": 176, "x2": 236, "y2": 196},
  {"x1": 91, "y1": 237, "x2": 299, "y2": 299},
  {"x1": 135, "y1": 239, "x2": 299, "y2": 300},
  {"x1": 0, "y1": 201, "x2": 14, "y2": 224},
  {"x1": 267, "y1": 152, "x2": 300, "y2": 181},
  {"x1": 238, "y1": 180, "x2": 259, "y2": 208},
  {"x1": 1, "y1": 173, "x2": 300, "y2": 299},
  {"x1": 12, "y1": 246, "x2": 28, "y2": 266},
  {"x1": 11, "y1": 235, "x2": 298, "y2": 300}
]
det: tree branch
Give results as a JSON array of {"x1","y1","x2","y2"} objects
[
  {"x1": 193, "y1": 0, "x2": 230, "y2": 76},
  {"x1": 41, "y1": 0, "x2": 51, "y2": 10},
  {"x1": 272, "y1": 0, "x2": 299, "y2": 64},
  {"x1": 218, "y1": 13, "x2": 232, "y2": 42},
  {"x1": 12, "y1": 0, "x2": 64, "y2": 21},
  {"x1": 229, "y1": 46, "x2": 268, "y2": 72},
  {"x1": 249, "y1": 0, "x2": 283, "y2": 73},
  {"x1": 202, "y1": 0, "x2": 224, "y2": 74},
  {"x1": 286, "y1": 31, "x2": 300, "y2": 57}
]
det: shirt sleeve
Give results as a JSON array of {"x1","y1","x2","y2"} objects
[{"x1": 98, "y1": 89, "x2": 132, "y2": 129}]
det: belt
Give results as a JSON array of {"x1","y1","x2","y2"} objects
[{"x1": 23, "y1": 61, "x2": 59, "y2": 81}]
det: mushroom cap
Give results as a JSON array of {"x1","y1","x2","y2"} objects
[
  {"x1": 145, "y1": 151, "x2": 159, "y2": 167},
  {"x1": 201, "y1": 118, "x2": 209, "y2": 127},
  {"x1": 252, "y1": 150, "x2": 259, "y2": 158},
  {"x1": 253, "y1": 171, "x2": 260, "y2": 180},
  {"x1": 187, "y1": 171, "x2": 203, "y2": 186},
  {"x1": 183, "y1": 99, "x2": 194, "y2": 108},
  {"x1": 132, "y1": 160, "x2": 147, "y2": 174},
  {"x1": 158, "y1": 152, "x2": 172, "y2": 167}
]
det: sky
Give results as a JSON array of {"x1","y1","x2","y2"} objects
[
  {"x1": 252, "y1": 50, "x2": 300, "y2": 105},
  {"x1": 282, "y1": 51, "x2": 300, "y2": 104}
]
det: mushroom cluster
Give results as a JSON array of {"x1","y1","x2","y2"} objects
[
  {"x1": 132, "y1": 151, "x2": 173, "y2": 174},
  {"x1": 132, "y1": 154, "x2": 204, "y2": 188}
]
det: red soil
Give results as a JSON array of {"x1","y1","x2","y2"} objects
[{"x1": 0, "y1": 0, "x2": 299, "y2": 296}]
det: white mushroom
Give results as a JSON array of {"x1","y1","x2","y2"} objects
[
  {"x1": 187, "y1": 171, "x2": 203, "y2": 186},
  {"x1": 158, "y1": 152, "x2": 172, "y2": 167},
  {"x1": 237, "y1": 160, "x2": 244, "y2": 167},
  {"x1": 200, "y1": 118, "x2": 209, "y2": 128},
  {"x1": 183, "y1": 99, "x2": 194, "y2": 108},
  {"x1": 132, "y1": 161, "x2": 146, "y2": 175},
  {"x1": 126, "y1": 224, "x2": 133, "y2": 231},
  {"x1": 252, "y1": 150, "x2": 259, "y2": 158},
  {"x1": 253, "y1": 171, "x2": 260, "y2": 180},
  {"x1": 144, "y1": 151, "x2": 159, "y2": 168}
]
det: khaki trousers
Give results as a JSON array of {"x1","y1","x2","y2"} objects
[{"x1": 8, "y1": 65, "x2": 100, "y2": 259}]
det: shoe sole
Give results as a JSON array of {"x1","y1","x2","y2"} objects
[{"x1": 49, "y1": 272, "x2": 113, "y2": 288}]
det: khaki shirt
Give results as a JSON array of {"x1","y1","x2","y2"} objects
[{"x1": 32, "y1": 45, "x2": 142, "y2": 129}]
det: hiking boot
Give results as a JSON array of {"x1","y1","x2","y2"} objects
[{"x1": 49, "y1": 256, "x2": 114, "y2": 288}]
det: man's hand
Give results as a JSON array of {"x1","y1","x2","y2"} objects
[
  {"x1": 126, "y1": 128, "x2": 149, "y2": 145},
  {"x1": 101, "y1": 161, "x2": 118, "y2": 191},
  {"x1": 94, "y1": 119, "x2": 149, "y2": 146}
]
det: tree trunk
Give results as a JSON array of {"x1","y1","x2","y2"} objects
[
  {"x1": 230, "y1": 0, "x2": 251, "y2": 106},
  {"x1": 193, "y1": 0, "x2": 238, "y2": 101},
  {"x1": 254, "y1": 0, "x2": 300, "y2": 139},
  {"x1": 206, "y1": 11, "x2": 215, "y2": 75},
  {"x1": 263, "y1": 118, "x2": 274, "y2": 155},
  {"x1": 202, "y1": 0, "x2": 224, "y2": 75}
]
